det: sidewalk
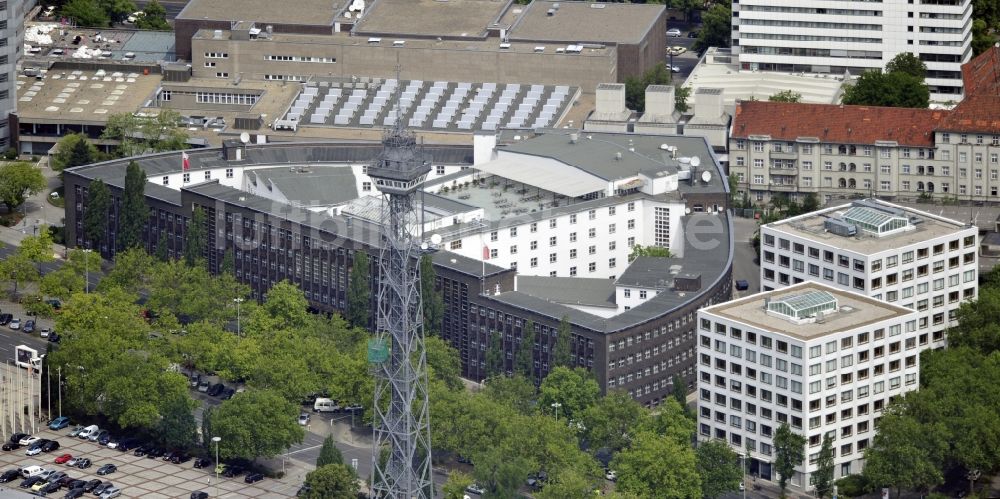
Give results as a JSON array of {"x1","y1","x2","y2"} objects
[{"x1": 0, "y1": 157, "x2": 67, "y2": 256}]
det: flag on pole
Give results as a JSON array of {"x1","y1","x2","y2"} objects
[
  {"x1": 482, "y1": 245, "x2": 491, "y2": 261},
  {"x1": 182, "y1": 151, "x2": 190, "y2": 171}
]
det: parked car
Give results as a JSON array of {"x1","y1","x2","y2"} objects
[
  {"x1": 222, "y1": 465, "x2": 245, "y2": 478},
  {"x1": 145, "y1": 447, "x2": 165, "y2": 459},
  {"x1": 189, "y1": 375, "x2": 201, "y2": 388},
  {"x1": 66, "y1": 457, "x2": 79, "y2": 467},
  {"x1": 2, "y1": 442, "x2": 20, "y2": 451},
  {"x1": 735, "y1": 279, "x2": 750, "y2": 291},
  {"x1": 42, "y1": 440, "x2": 61, "y2": 452},
  {"x1": 49, "y1": 417, "x2": 71, "y2": 430},
  {"x1": 54, "y1": 454, "x2": 73, "y2": 464},
  {"x1": 20, "y1": 465, "x2": 45, "y2": 478},
  {"x1": 64, "y1": 487, "x2": 86, "y2": 498},
  {"x1": 105, "y1": 437, "x2": 120, "y2": 449},
  {"x1": 77, "y1": 425, "x2": 99, "y2": 440},
  {"x1": 193, "y1": 457, "x2": 211, "y2": 469},
  {"x1": 19, "y1": 435, "x2": 40, "y2": 446},
  {"x1": 74, "y1": 458, "x2": 91, "y2": 469},
  {"x1": 67, "y1": 426, "x2": 84, "y2": 437},
  {"x1": 65, "y1": 478, "x2": 85, "y2": 489},
  {"x1": 82, "y1": 479, "x2": 101, "y2": 492},
  {"x1": 221, "y1": 388, "x2": 236, "y2": 400},
  {"x1": 88, "y1": 429, "x2": 104, "y2": 442},
  {"x1": 207, "y1": 383, "x2": 226, "y2": 397},
  {"x1": 298, "y1": 413, "x2": 310, "y2": 426},
  {"x1": 40, "y1": 481, "x2": 62, "y2": 495},
  {"x1": 116, "y1": 438, "x2": 140, "y2": 452},
  {"x1": 26, "y1": 445, "x2": 43, "y2": 456},
  {"x1": 667, "y1": 28, "x2": 682, "y2": 37},
  {"x1": 169, "y1": 452, "x2": 191, "y2": 465},
  {"x1": 0, "y1": 469, "x2": 20, "y2": 482},
  {"x1": 190, "y1": 492, "x2": 209, "y2": 499},
  {"x1": 244, "y1": 472, "x2": 264, "y2": 484},
  {"x1": 95, "y1": 431, "x2": 110, "y2": 445},
  {"x1": 23, "y1": 320, "x2": 35, "y2": 333},
  {"x1": 96, "y1": 464, "x2": 116, "y2": 476},
  {"x1": 197, "y1": 381, "x2": 210, "y2": 393},
  {"x1": 687, "y1": 30, "x2": 699, "y2": 38},
  {"x1": 99, "y1": 486, "x2": 121, "y2": 499},
  {"x1": 8, "y1": 318, "x2": 20, "y2": 330},
  {"x1": 92, "y1": 482, "x2": 113, "y2": 495},
  {"x1": 465, "y1": 483, "x2": 486, "y2": 495},
  {"x1": 9, "y1": 433, "x2": 27, "y2": 443},
  {"x1": 0, "y1": 314, "x2": 12, "y2": 325},
  {"x1": 48, "y1": 331, "x2": 60, "y2": 343},
  {"x1": 133, "y1": 445, "x2": 151, "y2": 457},
  {"x1": 19, "y1": 475, "x2": 44, "y2": 488},
  {"x1": 40, "y1": 327, "x2": 51, "y2": 338}
]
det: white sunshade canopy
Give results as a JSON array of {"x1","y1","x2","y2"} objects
[{"x1": 475, "y1": 151, "x2": 607, "y2": 198}]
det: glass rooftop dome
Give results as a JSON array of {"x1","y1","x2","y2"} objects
[{"x1": 767, "y1": 290, "x2": 838, "y2": 320}]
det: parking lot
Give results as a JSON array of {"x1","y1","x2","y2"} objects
[{"x1": 0, "y1": 428, "x2": 302, "y2": 498}]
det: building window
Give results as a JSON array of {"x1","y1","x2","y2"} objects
[
  {"x1": 162, "y1": 176, "x2": 169, "y2": 185},
  {"x1": 362, "y1": 182, "x2": 372, "y2": 192},
  {"x1": 182, "y1": 173, "x2": 190, "y2": 183}
]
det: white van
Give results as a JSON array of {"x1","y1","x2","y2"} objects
[
  {"x1": 21, "y1": 465, "x2": 44, "y2": 478},
  {"x1": 313, "y1": 398, "x2": 340, "y2": 413},
  {"x1": 78, "y1": 424, "x2": 99, "y2": 439}
]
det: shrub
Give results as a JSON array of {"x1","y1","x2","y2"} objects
[{"x1": 834, "y1": 474, "x2": 870, "y2": 498}]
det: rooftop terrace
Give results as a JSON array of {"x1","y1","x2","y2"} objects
[{"x1": 703, "y1": 282, "x2": 914, "y2": 340}]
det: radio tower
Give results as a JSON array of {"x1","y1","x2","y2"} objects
[{"x1": 367, "y1": 97, "x2": 434, "y2": 498}]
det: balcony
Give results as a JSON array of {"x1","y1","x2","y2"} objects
[
  {"x1": 771, "y1": 151, "x2": 798, "y2": 160},
  {"x1": 770, "y1": 168, "x2": 798, "y2": 176},
  {"x1": 770, "y1": 183, "x2": 798, "y2": 191}
]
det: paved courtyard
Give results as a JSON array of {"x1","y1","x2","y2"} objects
[{"x1": 0, "y1": 428, "x2": 302, "y2": 498}]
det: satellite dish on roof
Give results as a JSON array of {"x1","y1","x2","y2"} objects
[
  {"x1": 701, "y1": 170, "x2": 712, "y2": 183},
  {"x1": 690, "y1": 156, "x2": 701, "y2": 167},
  {"x1": 430, "y1": 233, "x2": 443, "y2": 245},
  {"x1": 239, "y1": 132, "x2": 250, "y2": 144}
]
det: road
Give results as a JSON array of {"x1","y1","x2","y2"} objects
[{"x1": 732, "y1": 216, "x2": 762, "y2": 295}]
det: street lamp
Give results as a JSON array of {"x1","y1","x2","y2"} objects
[
  {"x1": 82, "y1": 249, "x2": 93, "y2": 294},
  {"x1": 212, "y1": 436, "x2": 221, "y2": 498},
  {"x1": 233, "y1": 298, "x2": 244, "y2": 336},
  {"x1": 551, "y1": 402, "x2": 562, "y2": 420}
]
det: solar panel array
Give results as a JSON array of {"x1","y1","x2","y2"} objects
[{"x1": 279, "y1": 79, "x2": 576, "y2": 132}]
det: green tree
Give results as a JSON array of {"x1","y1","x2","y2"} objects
[
  {"x1": 535, "y1": 468, "x2": 596, "y2": 499},
  {"x1": 694, "y1": 4, "x2": 732, "y2": 51},
  {"x1": 484, "y1": 330, "x2": 505, "y2": 377},
  {"x1": 40, "y1": 248, "x2": 101, "y2": 299},
  {"x1": 0, "y1": 252, "x2": 37, "y2": 297},
  {"x1": 481, "y1": 374, "x2": 537, "y2": 416},
  {"x1": 83, "y1": 179, "x2": 111, "y2": 249},
  {"x1": 0, "y1": 161, "x2": 46, "y2": 211},
  {"x1": 628, "y1": 244, "x2": 673, "y2": 261},
  {"x1": 102, "y1": 111, "x2": 189, "y2": 157},
  {"x1": 671, "y1": 375, "x2": 688, "y2": 412},
  {"x1": 862, "y1": 408, "x2": 948, "y2": 498},
  {"x1": 639, "y1": 397, "x2": 695, "y2": 446},
  {"x1": 303, "y1": 464, "x2": 359, "y2": 499},
  {"x1": 100, "y1": 247, "x2": 154, "y2": 294},
  {"x1": 611, "y1": 431, "x2": 701, "y2": 498},
  {"x1": 155, "y1": 236, "x2": 168, "y2": 261},
  {"x1": 220, "y1": 247, "x2": 235, "y2": 275},
  {"x1": 552, "y1": 315, "x2": 573, "y2": 368},
  {"x1": 425, "y1": 336, "x2": 463, "y2": 391},
  {"x1": 316, "y1": 435, "x2": 344, "y2": 467},
  {"x1": 98, "y1": 0, "x2": 136, "y2": 23},
  {"x1": 119, "y1": 160, "x2": 148, "y2": 251},
  {"x1": 814, "y1": 434, "x2": 835, "y2": 499},
  {"x1": 514, "y1": 320, "x2": 535, "y2": 378},
  {"x1": 802, "y1": 193, "x2": 820, "y2": 213},
  {"x1": 842, "y1": 70, "x2": 930, "y2": 108},
  {"x1": 51, "y1": 133, "x2": 99, "y2": 171},
  {"x1": 420, "y1": 254, "x2": 444, "y2": 335},
  {"x1": 62, "y1": 0, "x2": 110, "y2": 27},
  {"x1": 207, "y1": 390, "x2": 305, "y2": 460},
  {"x1": 156, "y1": 393, "x2": 198, "y2": 450},
  {"x1": 972, "y1": 19, "x2": 995, "y2": 56},
  {"x1": 696, "y1": 439, "x2": 743, "y2": 499},
  {"x1": 538, "y1": 366, "x2": 599, "y2": 421},
  {"x1": 345, "y1": 251, "x2": 370, "y2": 328},
  {"x1": 582, "y1": 390, "x2": 645, "y2": 453},
  {"x1": 884, "y1": 52, "x2": 927, "y2": 78},
  {"x1": 133, "y1": 0, "x2": 170, "y2": 30},
  {"x1": 624, "y1": 63, "x2": 672, "y2": 111},
  {"x1": 675, "y1": 85, "x2": 692, "y2": 113},
  {"x1": 184, "y1": 206, "x2": 206, "y2": 266},
  {"x1": 773, "y1": 423, "x2": 807, "y2": 495},
  {"x1": 442, "y1": 471, "x2": 474, "y2": 499},
  {"x1": 768, "y1": 90, "x2": 802, "y2": 103}
]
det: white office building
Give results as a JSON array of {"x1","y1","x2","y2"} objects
[
  {"x1": 730, "y1": 0, "x2": 971, "y2": 100},
  {"x1": 760, "y1": 199, "x2": 978, "y2": 347},
  {"x1": 697, "y1": 282, "x2": 919, "y2": 487}
]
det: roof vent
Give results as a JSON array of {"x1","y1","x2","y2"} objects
[
  {"x1": 615, "y1": 152, "x2": 623, "y2": 161},
  {"x1": 569, "y1": 133, "x2": 578, "y2": 143},
  {"x1": 546, "y1": 8, "x2": 555, "y2": 16}
]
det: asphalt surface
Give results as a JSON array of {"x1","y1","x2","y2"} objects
[
  {"x1": 731, "y1": 216, "x2": 762, "y2": 295},
  {"x1": 133, "y1": 0, "x2": 188, "y2": 20}
]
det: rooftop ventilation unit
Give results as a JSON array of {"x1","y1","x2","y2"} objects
[
  {"x1": 824, "y1": 217, "x2": 857, "y2": 237},
  {"x1": 547, "y1": 8, "x2": 555, "y2": 16}
]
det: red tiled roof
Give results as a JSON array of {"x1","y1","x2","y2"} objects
[
  {"x1": 962, "y1": 45, "x2": 1000, "y2": 97},
  {"x1": 936, "y1": 95, "x2": 1000, "y2": 134},
  {"x1": 731, "y1": 101, "x2": 945, "y2": 147}
]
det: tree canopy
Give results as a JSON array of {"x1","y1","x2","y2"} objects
[
  {"x1": 206, "y1": 389, "x2": 305, "y2": 460},
  {"x1": 345, "y1": 251, "x2": 370, "y2": 328},
  {"x1": 694, "y1": 4, "x2": 732, "y2": 51},
  {"x1": 118, "y1": 161, "x2": 148, "y2": 250},
  {"x1": 768, "y1": 90, "x2": 802, "y2": 103},
  {"x1": 101, "y1": 111, "x2": 189, "y2": 158},
  {"x1": 51, "y1": 133, "x2": 99, "y2": 171},
  {"x1": 0, "y1": 161, "x2": 46, "y2": 211},
  {"x1": 83, "y1": 179, "x2": 111, "y2": 249},
  {"x1": 696, "y1": 439, "x2": 743, "y2": 499},
  {"x1": 611, "y1": 431, "x2": 701, "y2": 498},
  {"x1": 773, "y1": 424, "x2": 806, "y2": 495},
  {"x1": 842, "y1": 53, "x2": 930, "y2": 108},
  {"x1": 303, "y1": 464, "x2": 359, "y2": 499}
]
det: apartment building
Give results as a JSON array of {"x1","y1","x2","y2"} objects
[
  {"x1": 730, "y1": 0, "x2": 971, "y2": 100},
  {"x1": 697, "y1": 282, "x2": 919, "y2": 487},
  {"x1": 760, "y1": 199, "x2": 978, "y2": 349},
  {"x1": 1, "y1": 0, "x2": 23, "y2": 149},
  {"x1": 729, "y1": 47, "x2": 1000, "y2": 205}
]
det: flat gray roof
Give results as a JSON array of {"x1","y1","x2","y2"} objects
[
  {"x1": 352, "y1": 0, "x2": 506, "y2": 38},
  {"x1": 702, "y1": 282, "x2": 915, "y2": 340},
  {"x1": 765, "y1": 200, "x2": 973, "y2": 255},
  {"x1": 615, "y1": 257, "x2": 675, "y2": 289},
  {"x1": 247, "y1": 166, "x2": 358, "y2": 206},
  {"x1": 517, "y1": 275, "x2": 616, "y2": 309},
  {"x1": 177, "y1": 0, "x2": 340, "y2": 25},
  {"x1": 509, "y1": 0, "x2": 664, "y2": 45}
]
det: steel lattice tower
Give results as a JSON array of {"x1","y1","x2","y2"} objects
[{"x1": 367, "y1": 117, "x2": 434, "y2": 499}]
